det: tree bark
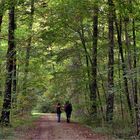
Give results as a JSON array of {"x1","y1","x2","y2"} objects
[
  {"x1": 97, "y1": 86, "x2": 105, "y2": 121},
  {"x1": 124, "y1": 18, "x2": 135, "y2": 107},
  {"x1": 90, "y1": 3, "x2": 98, "y2": 117},
  {"x1": 118, "y1": 50, "x2": 124, "y2": 120},
  {"x1": 0, "y1": 15, "x2": 3, "y2": 32},
  {"x1": 0, "y1": 1, "x2": 15, "y2": 125},
  {"x1": 115, "y1": 15, "x2": 133, "y2": 122},
  {"x1": 132, "y1": 19, "x2": 139, "y2": 135},
  {"x1": 106, "y1": 0, "x2": 114, "y2": 122}
]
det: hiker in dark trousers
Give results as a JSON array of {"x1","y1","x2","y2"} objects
[
  {"x1": 56, "y1": 103, "x2": 62, "y2": 122},
  {"x1": 64, "y1": 101, "x2": 72, "y2": 123}
]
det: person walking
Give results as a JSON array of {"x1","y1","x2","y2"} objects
[
  {"x1": 56, "y1": 103, "x2": 62, "y2": 122},
  {"x1": 64, "y1": 101, "x2": 72, "y2": 123}
]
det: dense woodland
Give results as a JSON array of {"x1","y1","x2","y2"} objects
[{"x1": 0, "y1": 0, "x2": 140, "y2": 138}]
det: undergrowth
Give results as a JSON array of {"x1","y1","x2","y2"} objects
[
  {"x1": 0, "y1": 112, "x2": 41, "y2": 140},
  {"x1": 72, "y1": 114, "x2": 140, "y2": 140}
]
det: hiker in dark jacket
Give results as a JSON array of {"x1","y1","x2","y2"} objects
[
  {"x1": 56, "y1": 103, "x2": 62, "y2": 122},
  {"x1": 64, "y1": 101, "x2": 72, "y2": 123}
]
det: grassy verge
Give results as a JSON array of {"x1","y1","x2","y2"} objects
[
  {"x1": 0, "y1": 112, "x2": 41, "y2": 140},
  {"x1": 71, "y1": 115, "x2": 139, "y2": 140}
]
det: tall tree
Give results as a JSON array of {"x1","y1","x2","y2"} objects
[
  {"x1": 90, "y1": 1, "x2": 98, "y2": 117},
  {"x1": 129, "y1": 0, "x2": 140, "y2": 133},
  {"x1": 23, "y1": 0, "x2": 34, "y2": 95},
  {"x1": 0, "y1": 0, "x2": 15, "y2": 125},
  {"x1": 132, "y1": 18, "x2": 139, "y2": 135},
  {"x1": 106, "y1": 0, "x2": 114, "y2": 122},
  {"x1": 115, "y1": 14, "x2": 133, "y2": 122}
]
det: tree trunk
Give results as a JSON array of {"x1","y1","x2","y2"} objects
[
  {"x1": 77, "y1": 27, "x2": 92, "y2": 96},
  {"x1": 0, "y1": 15, "x2": 3, "y2": 32},
  {"x1": 124, "y1": 18, "x2": 135, "y2": 108},
  {"x1": 124, "y1": 18, "x2": 132, "y2": 70},
  {"x1": 0, "y1": 2, "x2": 15, "y2": 125},
  {"x1": 23, "y1": 0, "x2": 34, "y2": 95},
  {"x1": 137, "y1": 106, "x2": 140, "y2": 136},
  {"x1": 0, "y1": 0, "x2": 5, "y2": 96},
  {"x1": 115, "y1": 15, "x2": 133, "y2": 122},
  {"x1": 0, "y1": 0, "x2": 5, "y2": 32},
  {"x1": 106, "y1": 0, "x2": 114, "y2": 122},
  {"x1": 97, "y1": 86, "x2": 105, "y2": 121},
  {"x1": 90, "y1": 3, "x2": 98, "y2": 117},
  {"x1": 118, "y1": 51, "x2": 124, "y2": 120},
  {"x1": 132, "y1": 19, "x2": 139, "y2": 135}
]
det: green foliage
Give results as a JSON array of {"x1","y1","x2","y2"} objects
[
  {"x1": 16, "y1": 91, "x2": 38, "y2": 114},
  {"x1": 0, "y1": 0, "x2": 140, "y2": 138},
  {"x1": 35, "y1": 93, "x2": 55, "y2": 113}
]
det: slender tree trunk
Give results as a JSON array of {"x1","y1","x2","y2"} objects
[
  {"x1": 124, "y1": 18, "x2": 135, "y2": 107},
  {"x1": 106, "y1": 0, "x2": 114, "y2": 122},
  {"x1": 0, "y1": 0, "x2": 5, "y2": 96},
  {"x1": 90, "y1": 3, "x2": 98, "y2": 117},
  {"x1": 0, "y1": 0, "x2": 5, "y2": 32},
  {"x1": 132, "y1": 21, "x2": 137, "y2": 107},
  {"x1": 128, "y1": 0, "x2": 139, "y2": 132},
  {"x1": 118, "y1": 51, "x2": 124, "y2": 120},
  {"x1": 115, "y1": 16, "x2": 133, "y2": 122},
  {"x1": 132, "y1": 19, "x2": 139, "y2": 135},
  {"x1": 77, "y1": 28, "x2": 92, "y2": 95},
  {"x1": 124, "y1": 18, "x2": 132, "y2": 70},
  {"x1": 23, "y1": 0, "x2": 34, "y2": 95},
  {"x1": 97, "y1": 86, "x2": 105, "y2": 121},
  {"x1": 78, "y1": 4, "x2": 99, "y2": 117},
  {"x1": 97, "y1": 67, "x2": 107, "y2": 101},
  {"x1": 0, "y1": 15, "x2": 3, "y2": 32},
  {"x1": 0, "y1": 1, "x2": 15, "y2": 125}
]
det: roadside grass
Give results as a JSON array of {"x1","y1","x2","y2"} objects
[
  {"x1": 71, "y1": 114, "x2": 139, "y2": 140},
  {"x1": 0, "y1": 112, "x2": 42, "y2": 140}
]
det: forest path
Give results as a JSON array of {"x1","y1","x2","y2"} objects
[{"x1": 13, "y1": 113, "x2": 114, "y2": 140}]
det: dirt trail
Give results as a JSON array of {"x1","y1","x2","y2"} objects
[{"x1": 13, "y1": 114, "x2": 114, "y2": 140}]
